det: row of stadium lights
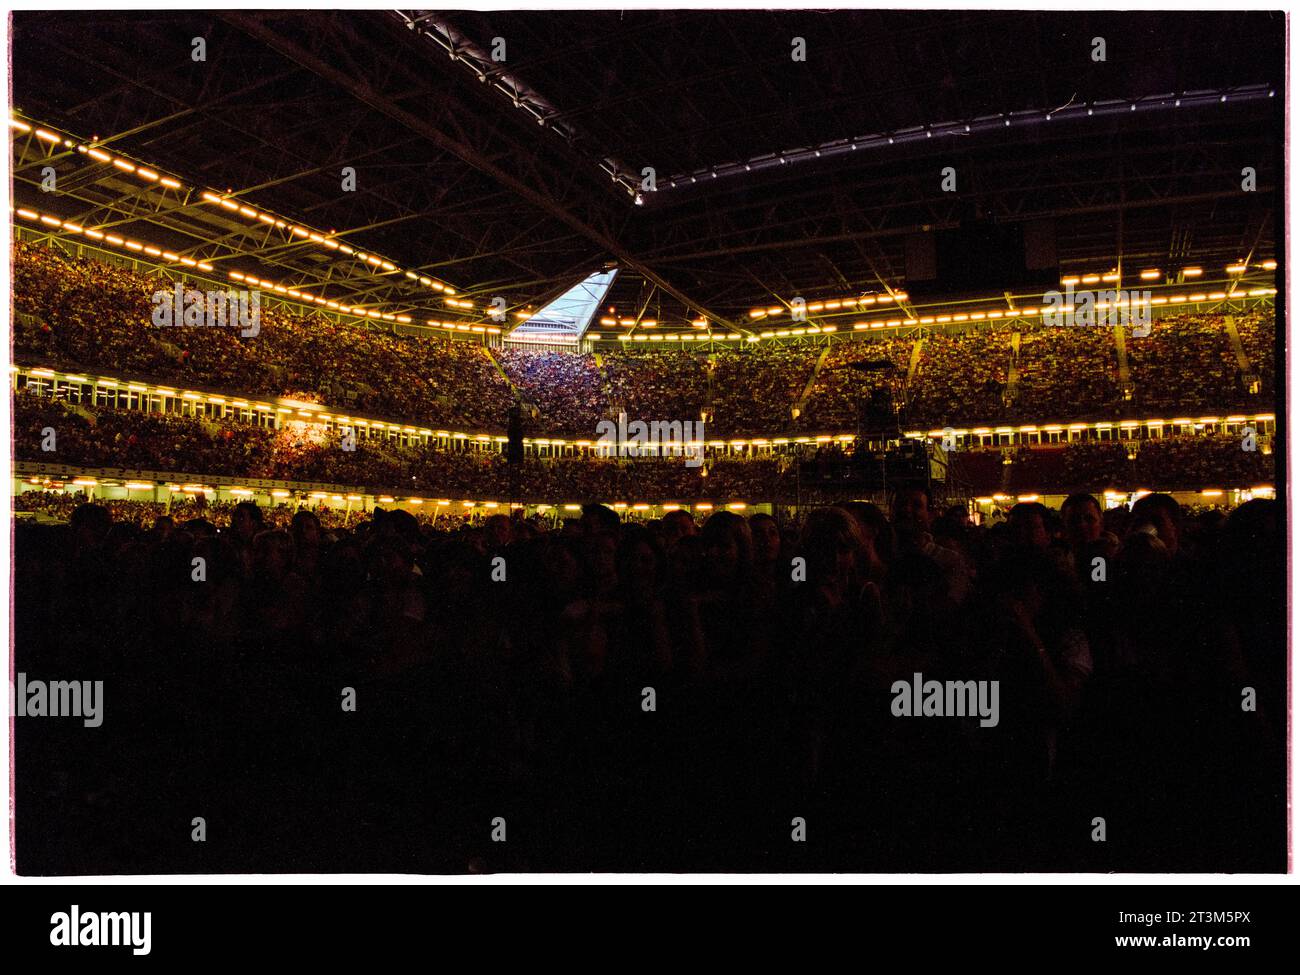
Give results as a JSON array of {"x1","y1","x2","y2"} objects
[
  {"x1": 905, "y1": 414, "x2": 1274, "y2": 439},
  {"x1": 37, "y1": 478, "x2": 1273, "y2": 511},
  {"x1": 196, "y1": 191, "x2": 455, "y2": 296},
  {"x1": 12, "y1": 204, "x2": 505, "y2": 334},
  {"x1": 588, "y1": 282, "x2": 1278, "y2": 343},
  {"x1": 8, "y1": 119, "x2": 181, "y2": 189},
  {"x1": 737, "y1": 265, "x2": 1274, "y2": 326},
  {"x1": 970, "y1": 487, "x2": 1274, "y2": 505},
  {"x1": 1061, "y1": 264, "x2": 1276, "y2": 284},
  {"x1": 35, "y1": 478, "x2": 1274, "y2": 512},
  {"x1": 35, "y1": 476, "x2": 750, "y2": 513},
  {"x1": 36, "y1": 474, "x2": 1274, "y2": 510},
  {"x1": 740, "y1": 263, "x2": 1274, "y2": 325},
  {"x1": 13, "y1": 115, "x2": 1280, "y2": 341},
  {"x1": 596, "y1": 265, "x2": 1277, "y2": 340},
  {"x1": 765, "y1": 286, "x2": 1277, "y2": 338},
  {"x1": 584, "y1": 294, "x2": 911, "y2": 338},
  {"x1": 691, "y1": 266, "x2": 1276, "y2": 337},
  {"x1": 832, "y1": 289, "x2": 1280, "y2": 333},
  {"x1": 10, "y1": 200, "x2": 1281, "y2": 347},
  {"x1": 13, "y1": 206, "x2": 215, "y2": 272},
  {"x1": 614, "y1": 331, "x2": 748, "y2": 342},
  {"x1": 746, "y1": 292, "x2": 910, "y2": 321},
  {"x1": 10, "y1": 116, "x2": 466, "y2": 302}
]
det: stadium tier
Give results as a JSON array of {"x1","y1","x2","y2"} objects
[
  {"x1": 11, "y1": 382, "x2": 1276, "y2": 505},
  {"x1": 13, "y1": 240, "x2": 1277, "y2": 440}
]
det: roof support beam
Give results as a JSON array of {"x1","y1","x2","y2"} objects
[{"x1": 221, "y1": 11, "x2": 743, "y2": 334}]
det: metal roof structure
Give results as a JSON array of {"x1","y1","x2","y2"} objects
[{"x1": 10, "y1": 9, "x2": 1284, "y2": 340}]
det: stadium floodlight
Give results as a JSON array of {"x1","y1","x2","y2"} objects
[
  {"x1": 12, "y1": 206, "x2": 214, "y2": 272},
  {"x1": 21, "y1": 115, "x2": 461, "y2": 296}
]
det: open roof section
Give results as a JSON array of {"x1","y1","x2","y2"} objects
[
  {"x1": 509, "y1": 269, "x2": 618, "y2": 344},
  {"x1": 10, "y1": 10, "x2": 1283, "y2": 337}
]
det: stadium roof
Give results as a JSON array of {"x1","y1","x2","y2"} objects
[{"x1": 10, "y1": 9, "x2": 1283, "y2": 339}]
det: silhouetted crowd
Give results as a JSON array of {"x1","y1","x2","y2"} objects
[{"x1": 14, "y1": 490, "x2": 1283, "y2": 872}]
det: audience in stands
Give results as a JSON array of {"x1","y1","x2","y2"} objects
[
  {"x1": 16, "y1": 384, "x2": 1270, "y2": 500},
  {"x1": 16, "y1": 242, "x2": 1274, "y2": 439}
]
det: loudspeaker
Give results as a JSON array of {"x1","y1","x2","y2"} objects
[{"x1": 910, "y1": 219, "x2": 1059, "y2": 299}]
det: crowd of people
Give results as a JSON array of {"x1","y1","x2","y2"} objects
[
  {"x1": 602, "y1": 348, "x2": 710, "y2": 424},
  {"x1": 708, "y1": 344, "x2": 814, "y2": 433},
  {"x1": 1126, "y1": 314, "x2": 1244, "y2": 414},
  {"x1": 14, "y1": 241, "x2": 516, "y2": 430},
  {"x1": 15, "y1": 388, "x2": 787, "y2": 501},
  {"x1": 799, "y1": 338, "x2": 912, "y2": 430},
  {"x1": 1054, "y1": 437, "x2": 1273, "y2": 493},
  {"x1": 495, "y1": 348, "x2": 604, "y2": 436},
  {"x1": 10, "y1": 240, "x2": 1283, "y2": 873},
  {"x1": 1012, "y1": 325, "x2": 1121, "y2": 421},
  {"x1": 14, "y1": 488, "x2": 1283, "y2": 872},
  {"x1": 1234, "y1": 310, "x2": 1276, "y2": 398},
  {"x1": 16, "y1": 385, "x2": 1273, "y2": 501},
  {"x1": 911, "y1": 329, "x2": 1013, "y2": 426},
  {"x1": 14, "y1": 241, "x2": 1276, "y2": 439}
]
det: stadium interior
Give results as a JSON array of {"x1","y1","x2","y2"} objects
[{"x1": 8, "y1": 10, "x2": 1286, "y2": 873}]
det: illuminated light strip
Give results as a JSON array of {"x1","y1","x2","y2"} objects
[
  {"x1": 226, "y1": 269, "x2": 413, "y2": 323},
  {"x1": 833, "y1": 289, "x2": 1276, "y2": 336},
  {"x1": 11, "y1": 114, "x2": 457, "y2": 297},
  {"x1": 12, "y1": 116, "x2": 185, "y2": 190},
  {"x1": 12, "y1": 205, "x2": 213, "y2": 272},
  {"x1": 717, "y1": 273, "x2": 1278, "y2": 345},
  {"x1": 198, "y1": 190, "x2": 456, "y2": 295},
  {"x1": 14, "y1": 205, "x2": 425, "y2": 325},
  {"x1": 748, "y1": 291, "x2": 909, "y2": 320},
  {"x1": 426, "y1": 319, "x2": 501, "y2": 335}
]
